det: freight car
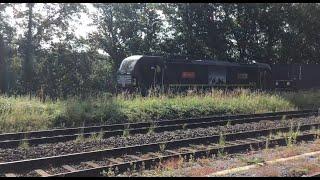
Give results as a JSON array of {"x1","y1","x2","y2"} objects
[
  {"x1": 116, "y1": 55, "x2": 272, "y2": 95},
  {"x1": 271, "y1": 64, "x2": 320, "y2": 90}
]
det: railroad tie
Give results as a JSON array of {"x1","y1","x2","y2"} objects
[
  {"x1": 85, "y1": 162, "x2": 101, "y2": 168},
  {"x1": 235, "y1": 140, "x2": 252, "y2": 144},
  {"x1": 107, "y1": 158, "x2": 123, "y2": 164},
  {"x1": 207, "y1": 143, "x2": 218, "y2": 148},
  {"x1": 125, "y1": 155, "x2": 144, "y2": 161},
  {"x1": 34, "y1": 169, "x2": 51, "y2": 177},
  {"x1": 225, "y1": 141, "x2": 240, "y2": 146},
  {"x1": 165, "y1": 150, "x2": 180, "y2": 155},
  {"x1": 148, "y1": 152, "x2": 164, "y2": 158},
  {"x1": 301, "y1": 131, "x2": 311, "y2": 135},
  {"x1": 180, "y1": 147, "x2": 196, "y2": 153},
  {"x1": 246, "y1": 138, "x2": 262, "y2": 142},
  {"x1": 206, "y1": 144, "x2": 221, "y2": 149},
  {"x1": 62, "y1": 165, "x2": 77, "y2": 172},
  {"x1": 4, "y1": 173, "x2": 17, "y2": 177},
  {"x1": 256, "y1": 137, "x2": 268, "y2": 140},
  {"x1": 191, "y1": 144, "x2": 208, "y2": 150}
]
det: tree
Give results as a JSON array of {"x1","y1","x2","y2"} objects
[
  {"x1": 12, "y1": 3, "x2": 85, "y2": 96},
  {"x1": 0, "y1": 34, "x2": 6, "y2": 94},
  {"x1": 22, "y1": 3, "x2": 34, "y2": 95},
  {"x1": 92, "y1": 3, "x2": 164, "y2": 68},
  {"x1": 1, "y1": 3, "x2": 320, "y2": 98},
  {"x1": 0, "y1": 3, "x2": 15, "y2": 94}
]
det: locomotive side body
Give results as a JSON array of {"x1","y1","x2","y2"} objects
[
  {"x1": 165, "y1": 61, "x2": 271, "y2": 89},
  {"x1": 117, "y1": 55, "x2": 272, "y2": 94}
]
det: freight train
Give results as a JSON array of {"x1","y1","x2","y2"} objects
[
  {"x1": 116, "y1": 55, "x2": 320, "y2": 95},
  {"x1": 117, "y1": 55, "x2": 276, "y2": 95}
]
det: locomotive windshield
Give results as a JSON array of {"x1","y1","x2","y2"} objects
[{"x1": 118, "y1": 55, "x2": 142, "y2": 74}]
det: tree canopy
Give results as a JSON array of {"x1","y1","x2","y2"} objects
[{"x1": 0, "y1": 3, "x2": 320, "y2": 98}]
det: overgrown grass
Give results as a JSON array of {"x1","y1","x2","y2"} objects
[
  {"x1": 2, "y1": 88, "x2": 318, "y2": 133},
  {"x1": 279, "y1": 89, "x2": 320, "y2": 109},
  {"x1": 118, "y1": 89, "x2": 294, "y2": 122},
  {"x1": 0, "y1": 95, "x2": 63, "y2": 133}
]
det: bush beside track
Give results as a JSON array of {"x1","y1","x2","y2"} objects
[{"x1": 1, "y1": 89, "x2": 319, "y2": 133}]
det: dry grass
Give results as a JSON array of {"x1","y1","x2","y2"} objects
[
  {"x1": 197, "y1": 158, "x2": 212, "y2": 167},
  {"x1": 189, "y1": 167, "x2": 217, "y2": 176},
  {"x1": 276, "y1": 147, "x2": 299, "y2": 159},
  {"x1": 159, "y1": 157, "x2": 183, "y2": 170},
  {"x1": 254, "y1": 165, "x2": 281, "y2": 176}
]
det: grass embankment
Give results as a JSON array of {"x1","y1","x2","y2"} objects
[
  {"x1": 280, "y1": 89, "x2": 320, "y2": 109},
  {"x1": 1, "y1": 89, "x2": 319, "y2": 133}
]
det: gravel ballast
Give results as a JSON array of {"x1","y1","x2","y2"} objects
[{"x1": 0, "y1": 116, "x2": 319, "y2": 162}]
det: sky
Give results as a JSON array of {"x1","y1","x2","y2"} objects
[{"x1": 71, "y1": 3, "x2": 98, "y2": 38}]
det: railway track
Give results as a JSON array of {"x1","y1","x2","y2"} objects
[
  {"x1": 1, "y1": 119, "x2": 320, "y2": 177},
  {"x1": 0, "y1": 109, "x2": 316, "y2": 149}
]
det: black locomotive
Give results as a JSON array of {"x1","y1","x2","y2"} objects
[{"x1": 116, "y1": 55, "x2": 272, "y2": 95}]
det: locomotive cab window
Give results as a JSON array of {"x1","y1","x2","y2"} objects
[{"x1": 118, "y1": 55, "x2": 142, "y2": 74}]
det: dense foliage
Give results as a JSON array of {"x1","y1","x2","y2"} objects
[{"x1": 1, "y1": 3, "x2": 320, "y2": 99}]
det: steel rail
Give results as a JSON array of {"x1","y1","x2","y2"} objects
[
  {"x1": 53, "y1": 132, "x2": 318, "y2": 177},
  {"x1": 0, "y1": 112, "x2": 314, "y2": 149},
  {"x1": 1, "y1": 121, "x2": 319, "y2": 176}
]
